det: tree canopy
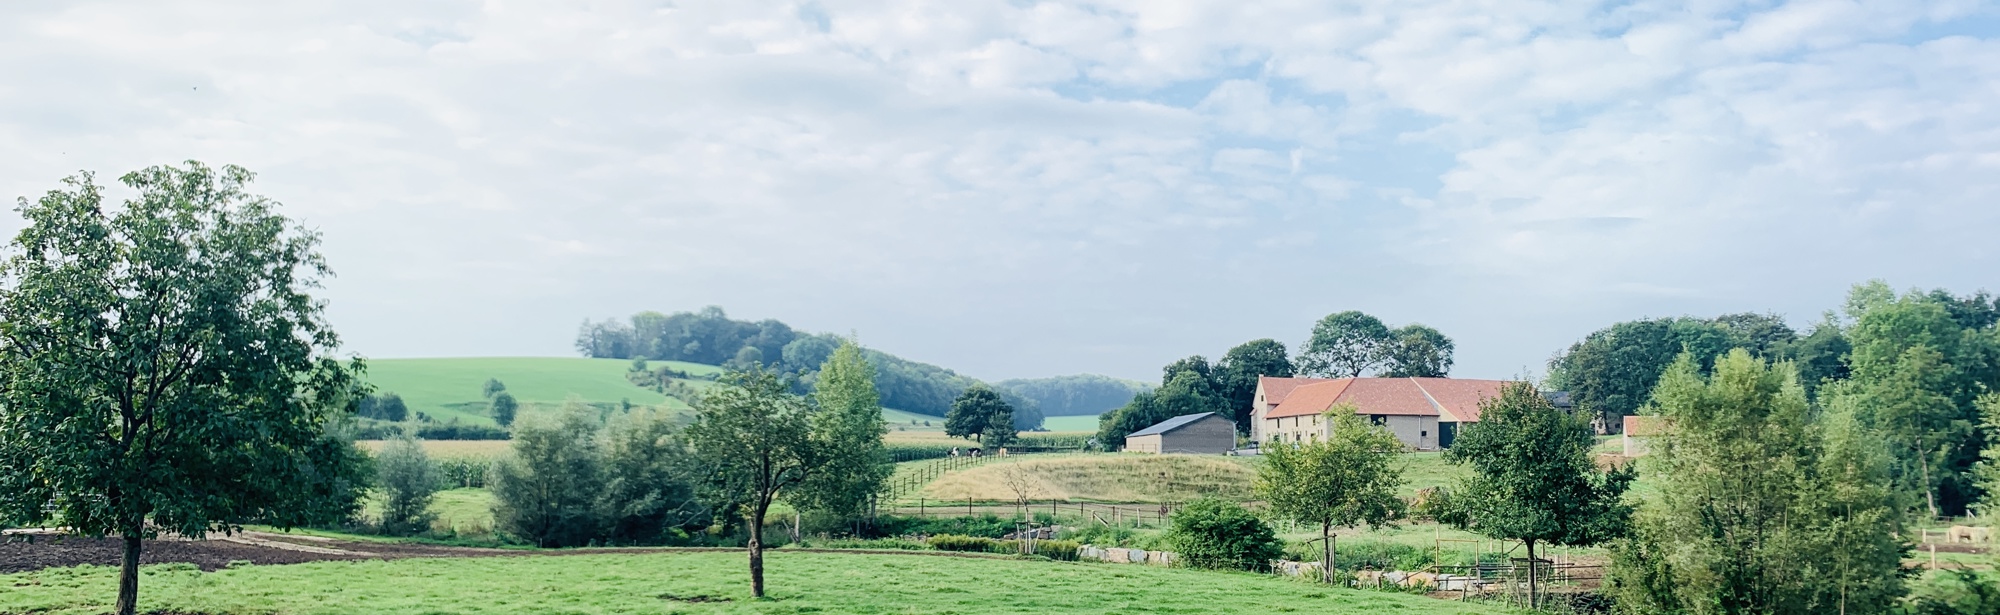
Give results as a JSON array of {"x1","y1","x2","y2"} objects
[
  {"x1": 0, "y1": 162, "x2": 369, "y2": 615},
  {"x1": 684, "y1": 369, "x2": 827, "y2": 598},
  {"x1": 1254, "y1": 411, "x2": 1405, "y2": 583},
  {"x1": 1610, "y1": 350, "x2": 1906, "y2": 614},
  {"x1": 791, "y1": 340, "x2": 892, "y2": 521},
  {"x1": 1444, "y1": 383, "x2": 1632, "y2": 607},
  {"x1": 1297, "y1": 311, "x2": 1455, "y2": 379}
]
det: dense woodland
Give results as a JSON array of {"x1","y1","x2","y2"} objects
[{"x1": 578, "y1": 308, "x2": 1145, "y2": 429}]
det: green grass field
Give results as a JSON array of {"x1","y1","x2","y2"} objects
[
  {"x1": 1040, "y1": 415, "x2": 1102, "y2": 432},
  {"x1": 362, "y1": 357, "x2": 712, "y2": 425},
  {"x1": 0, "y1": 551, "x2": 1516, "y2": 615}
]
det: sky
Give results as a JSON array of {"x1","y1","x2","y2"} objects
[{"x1": 2, "y1": 1, "x2": 1997, "y2": 383}]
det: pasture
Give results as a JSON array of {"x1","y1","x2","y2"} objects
[
  {"x1": 922, "y1": 454, "x2": 1257, "y2": 503},
  {"x1": 361, "y1": 357, "x2": 706, "y2": 425},
  {"x1": 1039, "y1": 414, "x2": 1102, "y2": 432},
  {"x1": 0, "y1": 551, "x2": 1517, "y2": 615}
]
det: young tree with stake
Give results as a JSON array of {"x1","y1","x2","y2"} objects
[
  {"x1": 0, "y1": 163, "x2": 370, "y2": 615},
  {"x1": 1255, "y1": 409, "x2": 1405, "y2": 583},
  {"x1": 1443, "y1": 382, "x2": 1633, "y2": 609},
  {"x1": 685, "y1": 369, "x2": 828, "y2": 598}
]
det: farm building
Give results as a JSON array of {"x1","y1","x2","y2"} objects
[
  {"x1": 1249, "y1": 376, "x2": 1517, "y2": 451},
  {"x1": 1622, "y1": 415, "x2": 1667, "y2": 457},
  {"x1": 1123, "y1": 412, "x2": 1236, "y2": 454}
]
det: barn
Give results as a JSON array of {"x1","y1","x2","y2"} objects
[{"x1": 1123, "y1": 412, "x2": 1236, "y2": 454}]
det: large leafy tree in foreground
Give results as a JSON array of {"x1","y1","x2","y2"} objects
[
  {"x1": 792, "y1": 340, "x2": 892, "y2": 521},
  {"x1": 685, "y1": 369, "x2": 829, "y2": 598},
  {"x1": 1443, "y1": 383, "x2": 1632, "y2": 609},
  {"x1": 1609, "y1": 351, "x2": 1906, "y2": 614},
  {"x1": 0, "y1": 163, "x2": 369, "y2": 615},
  {"x1": 1255, "y1": 410, "x2": 1405, "y2": 583}
]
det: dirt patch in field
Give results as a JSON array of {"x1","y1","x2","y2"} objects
[
  {"x1": 1, "y1": 532, "x2": 1025, "y2": 575},
  {"x1": 0, "y1": 532, "x2": 507, "y2": 574}
]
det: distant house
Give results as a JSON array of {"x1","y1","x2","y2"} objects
[
  {"x1": 1124, "y1": 412, "x2": 1236, "y2": 454},
  {"x1": 1622, "y1": 415, "x2": 1668, "y2": 457},
  {"x1": 1249, "y1": 376, "x2": 1517, "y2": 451}
]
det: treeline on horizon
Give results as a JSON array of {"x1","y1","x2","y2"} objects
[{"x1": 574, "y1": 307, "x2": 1150, "y2": 428}]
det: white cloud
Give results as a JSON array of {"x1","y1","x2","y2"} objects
[{"x1": 0, "y1": 0, "x2": 1995, "y2": 381}]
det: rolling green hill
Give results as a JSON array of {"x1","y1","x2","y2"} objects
[{"x1": 362, "y1": 357, "x2": 716, "y2": 426}]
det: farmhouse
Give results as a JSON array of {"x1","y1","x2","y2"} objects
[
  {"x1": 1622, "y1": 415, "x2": 1667, "y2": 457},
  {"x1": 1250, "y1": 376, "x2": 1515, "y2": 451},
  {"x1": 1123, "y1": 412, "x2": 1236, "y2": 454}
]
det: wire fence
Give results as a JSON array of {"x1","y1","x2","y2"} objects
[{"x1": 882, "y1": 499, "x2": 1184, "y2": 529}]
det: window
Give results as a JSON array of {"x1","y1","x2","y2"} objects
[{"x1": 1421, "y1": 431, "x2": 1428, "y2": 437}]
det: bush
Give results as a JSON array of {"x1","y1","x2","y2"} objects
[
  {"x1": 1031, "y1": 539, "x2": 1081, "y2": 561},
  {"x1": 416, "y1": 421, "x2": 510, "y2": 441},
  {"x1": 1282, "y1": 540, "x2": 1440, "y2": 571},
  {"x1": 491, "y1": 405, "x2": 606, "y2": 547},
  {"x1": 374, "y1": 437, "x2": 441, "y2": 536},
  {"x1": 597, "y1": 410, "x2": 703, "y2": 544},
  {"x1": 1164, "y1": 498, "x2": 1284, "y2": 571},
  {"x1": 871, "y1": 514, "x2": 1018, "y2": 539},
  {"x1": 1905, "y1": 569, "x2": 2000, "y2": 615},
  {"x1": 928, "y1": 534, "x2": 1002, "y2": 552}
]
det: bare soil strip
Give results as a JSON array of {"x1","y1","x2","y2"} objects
[{"x1": 1, "y1": 532, "x2": 1011, "y2": 575}]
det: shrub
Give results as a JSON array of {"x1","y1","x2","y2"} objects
[
  {"x1": 928, "y1": 534, "x2": 1001, "y2": 552},
  {"x1": 1031, "y1": 538, "x2": 1081, "y2": 561},
  {"x1": 1164, "y1": 498, "x2": 1284, "y2": 571},
  {"x1": 416, "y1": 421, "x2": 510, "y2": 441},
  {"x1": 872, "y1": 514, "x2": 1017, "y2": 539},
  {"x1": 374, "y1": 437, "x2": 440, "y2": 536},
  {"x1": 491, "y1": 405, "x2": 606, "y2": 547},
  {"x1": 597, "y1": 410, "x2": 702, "y2": 544}
]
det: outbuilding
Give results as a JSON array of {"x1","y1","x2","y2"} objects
[{"x1": 1123, "y1": 412, "x2": 1236, "y2": 454}]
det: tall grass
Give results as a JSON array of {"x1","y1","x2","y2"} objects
[{"x1": 922, "y1": 454, "x2": 1256, "y2": 503}]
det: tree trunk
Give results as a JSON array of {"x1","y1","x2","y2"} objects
[
  {"x1": 1526, "y1": 540, "x2": 1537, "y2": 610},
  {"x1": 749, "y1": 506, "x2": 767, "y2": 599},
  {"x1": 117, "y1": 533, "x2": 142, "y2": 615},
  {"x1": 1321, "y1": 523, "x2": 1334, "y2": 584},
  {"x1": 1918, "y1": 437, "x2": 1939, "y2": 518}
]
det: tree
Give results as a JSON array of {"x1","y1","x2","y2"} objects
[
  {"x1": 984, "y1": 404, "x2": 1017, "y2": 448},
  {"x1": 484, "y1": 378, "x2": 508, "y2": 399},
  {"x1": 375, "y1": 437, "x2": 441, "y2": 536},
  {"x1": 1297, "y1": 311, "x2": 1392, "y2": 377},
  {"x1": 0, "y1": 162, "x2": 369, "y2": 615},
  {"x1": 1255, "y1": 411, "x2": 1405, "y2": 583},
  {"x1": 490, "y1": 391, "x2": 519, "y2": 427},
  {"x1": 992, "y1": 374, "x2": 1148, "y2": 418},
  {"x1": 1166, "y1": 497, "x2": 1286, "y2": 571},
  {"x1": 491, "y1": 401, "x2": 605, "y2": 548},
  {"x1": 726, "y1": 346, "x2": 766, "y2": 371},
  {"x1": 1545, "y1": 316, "x2": 1759, "y2": 431},
  {"x1": 1443, "y1": 383, "x2": 1632, "y2": 608},
  {"x1": 792, "y1": 340, "x2": 892, "y2": 522},
  {"x1": 1378, "y1": 324, "x2": 1454, "y2": 378},
  {"x1": 1832, "y1": 284, "x2": 2000, "y2": 516},
  {"x1": 597, "y1": 409, "x2": 700, "y2": 545},
  {"x1": 1096, "y1": 370, "x2": 1223, "y2": 446},
  {"x1": 1609, "y1": 351, "x2": 1906, "y2": 614},
  {"x1": 376, "y1": 392, "x2": 409, "y2": 422},
  {"x1": 946, "y1": 385, "x2": 1012, "y2": 443},
  {"x1": 684, "y1": 369, "x2": 827, "y2": 598},
  {"x1": 1971, "y1": 394, "x2": 2000, "y2": 516},
  {"x1": 1217, "y1": 339, "x2": 1293, "y2": 434}
]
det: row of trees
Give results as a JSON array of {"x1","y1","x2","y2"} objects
[
  {"x1": 576, "y1": 310, "x2": 1056, "y2": 429},
  {"x1": 1553, "y1": 283, "x2": 2000, "y2": 516}
]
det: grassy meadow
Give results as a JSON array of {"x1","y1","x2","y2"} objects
[
  {"x1": 0, "y1": 551, "x2": 1517, "y2": 615},
  {"x1": 361, "y1": 357, "x2": 714, "y2": 425},
  {"x1": 1039, "y1": 414, "x2": 1102, "y2": 432},
  {"x1": 922, "y1": 454, "x2": 1258, "y2": 503}
]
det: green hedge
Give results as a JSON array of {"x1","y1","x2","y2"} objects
[{"x1": 925, "y1": 534, "x2": 1080, "y2": 560}]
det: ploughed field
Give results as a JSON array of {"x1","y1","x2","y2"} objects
[{"x1": 0, "y1": 537, "x2": 1519, "y2": 615}]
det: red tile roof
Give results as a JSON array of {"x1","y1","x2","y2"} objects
[
  {"x1": 1259, "y1": 375, "x2": 1335, "y2": 406},
  {"x1": 1408, "y1": 378, "x2": 1511, "y2": 423},
  {"x1": 1265, "y1": 380, "x2": 1354, "y2": 419},
  {"x1": 1262, "y1": 376, "x2": 1519, "y2": 422}
]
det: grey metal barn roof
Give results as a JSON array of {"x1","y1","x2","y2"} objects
[{"x1": 1126, "y1": 412, "x2": 1222, "y2": 438}]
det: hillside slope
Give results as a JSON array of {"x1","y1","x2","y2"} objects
[{"x1": 363, "y1": 357, "x2": 714, "y2": 425}]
